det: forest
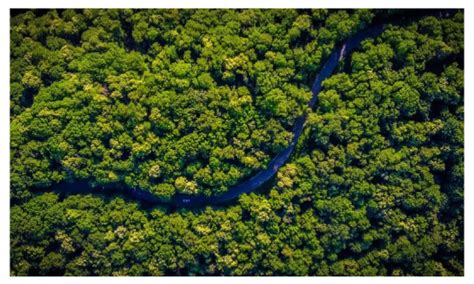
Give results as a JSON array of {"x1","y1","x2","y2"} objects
[{"x1": 10, "y1": 9, "x2": 463, "y2": 276}]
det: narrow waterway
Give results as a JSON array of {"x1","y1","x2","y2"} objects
[{"x1": 41, "y1": 24, "x2": 385, "y2": 208}]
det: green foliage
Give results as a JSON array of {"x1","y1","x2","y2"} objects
[
  {"x1": 10, "y1": 9, "x2": 463, "y2": 276},
  {"x1": 11, "y1": 9, "x2": 370, "y2": 198}
]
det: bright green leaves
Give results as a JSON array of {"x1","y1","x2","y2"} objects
[
  {"x1": 174, "y1": 176, "x2": 198, "y2": 194},
  {"x1": 171, "y1": 61, "x2": 192, "y2": 78},
  {"x1": 318, "y1": 89, "x2": 343, "y2": 113},
  {"x1": 391, "y1": 120, "x2": 443, "y2": 146},
  {"x1": 324, "y1": 10, "x2": 374, "y2": 42},
  {"x1": 196, "y1": 72, "x2": 215, "y2": 89},
  {"x1": 392, "y1": 81, "x2": 421, "y2": 116},
  {"x1": 352, "y1": 42, "x2": 394, "y2": 72},
  {"x1": 257, "y1": 85, "x2": 311, "y2": 125},
  {"x1": 148, "y1": 164, "x2": 161, "y2": 178},
  {"x1": 288, "y1": 14, "x2": 313, "y2": 42},
  {"x1": 21, "y1": 70, "x2": 43, "y2": 90},
  {"x1": 259, "y1": 88, "x2": 288, "y2": 117},
  {"x1": 295, "y1": 12, "x2": 463, "y2": 276},
  {"x1": 9, "y1": 9, "x2": 464, "y2": 276},
  {"x1": 69, "y1": 47, "x2": 147, "y2": 83}
]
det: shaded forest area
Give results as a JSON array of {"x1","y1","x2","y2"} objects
[{"x1": 10, "y1": 9, "x2": 463, "y2": 275}]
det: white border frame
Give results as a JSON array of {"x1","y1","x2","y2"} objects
[{"x1": 1, "y1": 0, "x2": 471, "y2": 283}]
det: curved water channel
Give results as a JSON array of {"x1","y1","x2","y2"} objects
[{"x1": 43, "y1": 24, "x2": 385, "y2": 208}]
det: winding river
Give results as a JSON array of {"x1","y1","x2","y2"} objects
[{"x1": 44, "y1": 24, "x2": 385, "y2": 208}]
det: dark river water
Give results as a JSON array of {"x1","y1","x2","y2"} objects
[
  {"x1": 35, "y1": 10, "x2": 457, "y2": 208},
  {"x1": 43, "y1": 24, "x2": 384, "y2": 208}
]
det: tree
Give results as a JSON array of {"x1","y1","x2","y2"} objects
[{"x1": 10, "y1": 9, "x2": 464, "y2": 276}]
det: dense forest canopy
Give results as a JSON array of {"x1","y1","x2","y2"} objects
[
  {"x1": 10, "y1": 9, "x2": 463, "y2": 276},
  {"x1": 11, "y1": 9, "x2": 376, "y2": 199}
]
